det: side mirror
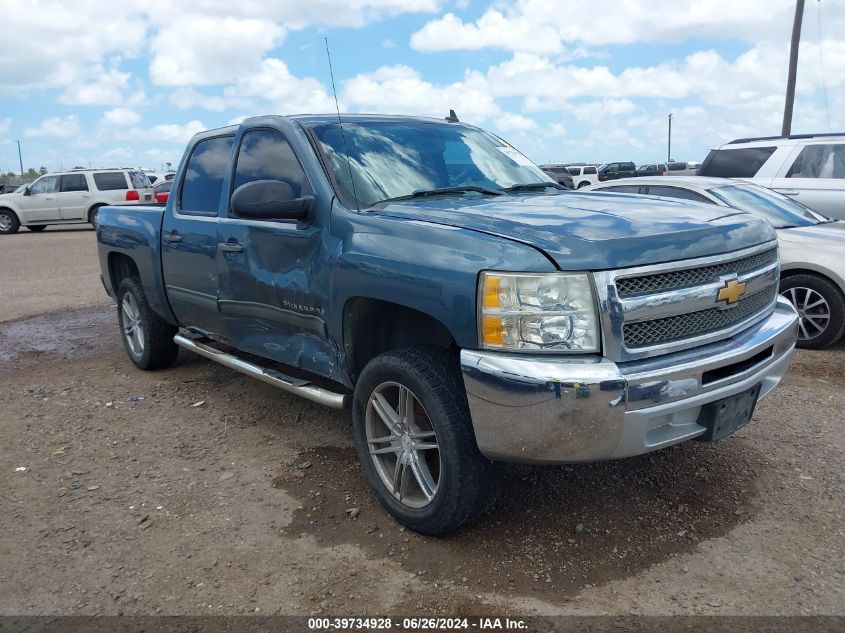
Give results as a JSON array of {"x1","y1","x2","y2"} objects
[
  {"x1": 23, "y1": 186, "x2": 31, "y2": 196},
  {"x1": 230, "y1": 179, "x2": 313, "y2": 221}
]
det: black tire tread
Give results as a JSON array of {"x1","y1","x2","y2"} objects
[
  {"x1": 0, "y1": 208, "x2": 20, "y2": 234},
  {"x1": 117, "y1": 276, "x2": 179, "y2": 370},
  {"x1": 781, "y1": 273, "x2": 845, "y2": 349}
]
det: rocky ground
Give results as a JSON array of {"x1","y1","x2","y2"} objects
[{"x1": 0, "y1": 228, "x2": 842, "y2": 616}]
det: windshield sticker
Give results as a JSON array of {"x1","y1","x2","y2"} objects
[{"x1": 496, "y1": 146, "x2": 535, "y2": 167}]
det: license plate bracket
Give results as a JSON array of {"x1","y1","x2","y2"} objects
[{"x1": 695, "y1": 384, "x2": 762, "y2": 443}]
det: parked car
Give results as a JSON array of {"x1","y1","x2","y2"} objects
[
  {"x1": 0, "y1": 183, "x2": 23, "y2": 194},
  {"x1": 96, "y1": 114, "x2": 796, "y2": 535},
  {"x1": 637, "y1": 163, "x2": 666, "y2": 177},
  {"x1": 539, "y1": 164, "x2": 574, "y2": 188},
  {"x1": 0, "y1": 168, "x2": 153, "y2": 234},
  {"x1": 565, "y1": 164, "x2": 599, "y2": 188},
  {"x1": 597, "y1": 161, "x2": 637, "y2": 181},
  {"x1": 585, "y1": 176, "x2": 844, "y2": 348},
  {"x1": 153, "y1": 180, "x2": 171, "y2": 204},
  {"x1": 663, "y1": 160, "x2": 701, "y2": 176},
  {"x1": 699, "y1": 133, "x2": 845, "y2": 220}
]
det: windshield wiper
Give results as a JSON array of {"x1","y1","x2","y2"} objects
[
  {"x1": 501, "y1": 182, "x2": 566, "y2": 192},
  {"x1": 380, "y1": 186, "x2": 505, "y2": 204}
]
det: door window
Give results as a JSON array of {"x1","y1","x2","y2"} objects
[
  {"x1": 786, "y1": 144, "x2": 845, "y2": 179},
  {"x1": 30, "y1": 176, "x2": 59, "y2": 194},
  {"x1": 584, "y1": 166, "x2": 597, "y2": 174},
  {"x1": 60, "y1": 174, "x2": 89, "y2": 192},
  {"x1": 645, "y1": 186, "x2": 712, "y2": 203},
  {"x1": 179, "y1": 136, "x2": 235, "y2": 215},
  {"x1": 232, "y1": 129, "x2": 311, "y2": 198},
  {"x1": 600, "y1": 185, "x2": 641, "y2": 193}
]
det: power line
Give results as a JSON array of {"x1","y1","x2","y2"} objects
[{"x1": 816, "y1": 0, "x2": 831, "y2": 131}]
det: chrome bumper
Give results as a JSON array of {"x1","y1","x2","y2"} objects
[{"x1": 460, "y1": 297, "x2": 798, "y2": 464}]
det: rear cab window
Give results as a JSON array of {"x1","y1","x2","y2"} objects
[
  {"x1": 93, "y1": 172, "x2": 129, "y2": 190},
  {"x1": 179, "y1": 136, "x2": 235, "y2": 215},
  {"x1": 699, "y1": 147, "x2": 776, "y2": 178}
]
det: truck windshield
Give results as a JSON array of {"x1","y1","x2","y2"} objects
[
  {"x1": 308, "y1": 120, "x2": 552, "y2": 208},
  {"x1": 709, "y1": 184, "x2": 828, "y2": 228}
]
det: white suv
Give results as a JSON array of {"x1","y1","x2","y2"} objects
[
  {"x1": 0, "y1": 168, "x2": 153, "y2": 234},
  {"x1": 700, "y1": 133, "x2": 845, "y2": 220},
  {"x1": 565, "y1": 164, "x2": 599, "y2": 188}
]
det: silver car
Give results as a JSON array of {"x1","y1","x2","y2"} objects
[{"x1": 585, "y1": 176, "x2": 845, "y2": 349}]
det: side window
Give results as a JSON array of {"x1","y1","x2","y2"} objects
[
  {"x1": 232, "y1": 129, "x2": 311, "y2": 199},
  {"x1": 180, "y1": 136, "x2": 235, "y2": 215},
  {"x1": 584, "y1": 166, "x2": 597, "y2": 175},
  {"x1": 30, "y1": 176, "x2": 59, "y2": 194},
  {"x1": 699, "y1": 147, "x2": 776, "y2": 178},
  {"x1": 60, "y1": 174, "x2": 89, "y2": 192},
  {"x1": 93, "y1": 172, "x2": 129, "y2": 190},
  {"x1": 129, "y1": 170, "x2": 150, "y2": 188},
  {"x1": 600, "y1": 185, "x2": 640, "y2": 194},
  {"x1": 786, "y1": 144, "x2": 845, "y2": 179},
  {"x1": 645, "y1": 186, "x2": 713, "y2": 203}
]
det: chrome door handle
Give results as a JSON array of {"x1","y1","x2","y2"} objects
[
  {"x1": 163, "y1": 233, "x2": 182, "y2": 243},
  {"x1": 779, "y1": 191, "x2": 800, "y2": 196},
  {"x1": 218, "y1": 242, "x2": 244, "y2": 253}
]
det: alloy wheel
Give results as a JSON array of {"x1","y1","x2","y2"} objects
[
  {"x1": 365, "y1": 381, "x2": 441, "y2": 509},
  {"x1": 0, "y1": 212, "x2": 11, "y2": 232},
  {"x1": 121, "y1": 293, "x2": 145, "y2": 356},
  {"x1": 782, "y1": 286, "x2": 830, "y2": 341}
]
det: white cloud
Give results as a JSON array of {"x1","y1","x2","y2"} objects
[
  {"x1": 494, "y1": 112, "x2": 538, "y2": 132},
  {"x1": 224, "y1": 59, "x2": 335, "y2": 113},
  {"x1": 411, "y1": 0, "x2": 842, "y2": 53},
  {"x1": 0, "y1": 118, "x2": 10, "y2": 136},
  {"x1": 102, "y1": 108, "x2": 141, "y2": 127},
  {"x1": 342, "y1": 65, "x2": 500, "y2": 122},
  {"x1": 58, "y1": 67, "x2": 135, "y2": 106},
  {"x1": 146, "y1": 120, "x2": 207, "y2": 144},
  {"x1": 381, "y1": 38, "x2": 396, "y2": 48},
  {"x1": 25, "y1": 115, "x2": 82, "y2": 138}
]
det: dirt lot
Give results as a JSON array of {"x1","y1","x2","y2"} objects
[{"x1": 0, "y1": 229, "x2": 842, "y2": 616}]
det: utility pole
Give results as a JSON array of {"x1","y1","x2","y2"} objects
[
  {"x1": 667, "y1": 114, "x2": 672, "y2": 163},
  {"x1": 782, "y1": 0, "x2": 805, "y2": 136},
  {"x1": 15, "y1": 140, "x2": 23, "y2": 178}
]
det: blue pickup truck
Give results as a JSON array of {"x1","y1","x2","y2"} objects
[{"x1": 97, "y1": 114, "x2": 799, "y2": 534}]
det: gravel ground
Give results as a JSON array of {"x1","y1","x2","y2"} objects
[{"x1": 0, "y1": 231, "x2": 842, "y2": 616}]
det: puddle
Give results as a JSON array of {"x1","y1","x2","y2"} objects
[
  {"x1": 0, "y1": 307, "x2": 114, "y2": 366},
  {"x1": 275, "y1": 441, "x2": 759, "y2": 600}
]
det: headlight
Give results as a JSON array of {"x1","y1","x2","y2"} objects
[{"x1": 478, "y1": 271, "x2": 600, "y2": 352}]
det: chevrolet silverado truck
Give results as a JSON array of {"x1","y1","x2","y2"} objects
[{"x1": 96, "y1": 114, "x2": 799, "y2": 535}]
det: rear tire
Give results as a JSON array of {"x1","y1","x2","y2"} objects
[
  {"x1": 0, "y1": 209, "x2": 19, "y2": 234},
  {"x1": 116, "y1": 276, "x2": 179, "y2": 369},
  {"x1": 27, "y1": 225, "x2": 47, "y2": 232},
  {"x1": 352, "y1": 346, "x2": 503, "y2": 535},
  {"x1": 780, "y1": 274, "x2": 845, "y2": 349},
  {"x1": 577, "y1": 181, "x2": 589, "y2": 189},
  {"x1": 89, "y1": 205, "x2": 104, "y2": 230}
]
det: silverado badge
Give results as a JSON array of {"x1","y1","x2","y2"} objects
[{"x1": 717, "y1": 279, "x2": 747, "y2": 305}]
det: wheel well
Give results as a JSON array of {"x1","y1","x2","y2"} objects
[
  {"x1": 108, "y1": 252, "x2": 140, "y2": 292},
  {"x1": 0, "y1": 207, "x2": 18, "y2": 220},
  {"x1": 781, "y1": 268, "x2": 845, "y2": 296},
  {"x1": 87, "y1": 203, "x2": 104, "y2": 221},
  {"x1": 343, "y1": 298, "x2": 457, "y2": 382}
]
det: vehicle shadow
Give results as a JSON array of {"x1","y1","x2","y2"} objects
[{"x1": 275, "y1": 435, "x2": 760, "y2": 600}]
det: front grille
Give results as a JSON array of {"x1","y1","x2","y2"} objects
[
  {"x1": 616, "y1": 248, "x2": 778, "y2": 298},
  {"x1": 623, "y1": 285, "x2": 777, "y2": 348}
]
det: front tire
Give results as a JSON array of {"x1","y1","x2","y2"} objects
[
  {"x1": 0, "y1": 209, "x2": 20, "y2": 234},
  {"x1": 352, "y1": 347, "x2": 503, "y2": 535},
  {"x1": 116, "y1": 276, "x2": 179, "y2": 369},
  {"x1": 780, "y1": 274, "x2": 845, "y2": 349}
]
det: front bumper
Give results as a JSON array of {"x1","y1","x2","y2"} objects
[{"x1": 460, "y1": 297, "x2": 798, "y2": 463}]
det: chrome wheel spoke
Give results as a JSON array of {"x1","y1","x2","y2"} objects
[
  {"x1": 365, "y1": 381, "x2": 441, "y2": 509},
  {"x1": 805, "y1": 298, "x2": 826, "y2": 310},
  {"x1": 409, "y1": 453, "x2": 437, "y2": 502},
  {"x1": 798, "y1": 320, "x2": 810, "y2": 340},
  {"x1": 372, "y1": 392, "x2": 402, "y2": 434}
]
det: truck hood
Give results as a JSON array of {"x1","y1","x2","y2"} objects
[{"x1": 374, "y1": 191, "x2": 775, "y2": 270}]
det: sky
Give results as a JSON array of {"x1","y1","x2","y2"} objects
[{"x1": 1, "y1": 0, "x2": 843, "y2": 174}]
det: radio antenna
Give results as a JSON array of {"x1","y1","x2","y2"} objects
[{"x1": 324, "y1": 37, "x2": 360, "y2": 211}]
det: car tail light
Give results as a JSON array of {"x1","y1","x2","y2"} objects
[
  {"x1": 125, "y1": 190, "x2": 140, "y2": 201},
  {"x1": 598, "y1": 174, "x2": 607, "y2": 181}
]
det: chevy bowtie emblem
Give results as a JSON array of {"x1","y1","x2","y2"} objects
[{"x1": 717, "y1": 279, "x2": 747, "y2": 305}]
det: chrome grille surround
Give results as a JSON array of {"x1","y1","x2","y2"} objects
[
  {"x1": 593, "y1": 241, "x2": 781, "y2": 362},
  {"x1": 616, "y1": 248, "x2": 778, "y2": 297}
]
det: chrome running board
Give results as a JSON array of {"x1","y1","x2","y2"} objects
[{"x1": 173, "y1": 334, "x2": 348, "y2": 410}]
